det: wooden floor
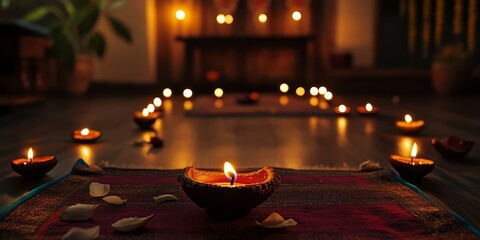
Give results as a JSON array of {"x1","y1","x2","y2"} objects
[{"x1": 0, "y1": 93, "x2": 479, "y2": 230}]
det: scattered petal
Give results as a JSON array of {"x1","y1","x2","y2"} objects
[
  {"x1": 153, "y1": 194, "x2": 177, "y2": 204},
  {"x1": 112, "y1": 214, "x2": 154, "y2": 232},
  {"x1": 61, "y1": 204, "x2": 99, "y2": 222},
  {"x1": 62, "y1": 225, "x2": 99, "y2": 240},
  {"x1": 103, "y1": 196, "x2": 126, "y2": 205},
  {"x1": 89, "y1": 182, "x2": 110, "y2": 197}
]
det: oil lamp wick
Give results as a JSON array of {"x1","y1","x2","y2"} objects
[{"x1": 229, "y1": 173, "x2": 236, "y2": 186}]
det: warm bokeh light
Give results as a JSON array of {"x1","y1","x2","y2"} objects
[
  {"x1": 175, "y1": 9, "x2": 185, "y2": 20},
  {"x1": 164, "y1": 99, "x2": 173, "y2": 113},
  {"x1": 336, "y1": 117, "x2": 347, "y2": 140},
  {"x1": 292, "y1": 11, "x2": 302, "y2": 21},
  {"x1": 405, "y1": 114, "x2": 412, "y2": 123},
  {"x1": 411, "y1": 142, "x2": 418, "y2": 158},
  {"x1": 217, "y1": 14, "x2": 226, "y2": 24},
  {"x1": 183, "y1": 88, "x2": 193, "y2": 98},
  {"x1": 224, "y1": 162, "x2": 237, "y2": 185},
  {"x1": 214, "y1": 99, "x2": 224, "y2": 108},
  {"x1": 147, "y1": 103, "x2": 155, "y2": 113},
  {"x1": 225, "y1": 14, "x2": 233, "y2": 24},
  {"x1": 81, "y1": 128, "x2": 90, "y2": 136},
  {"x1": 309, "y1": 87, "x2": 319, "y2": 96},
  {"x1": 296, "y1": 87, "x2": 305, "y2": 96},
  {"x1": 183, "y1": 100, "x2": 193, "y2": 110},
  {"x1": 319, "y1": 100, "x2": 329, "y2": 110},
  {"x1": 78, "y1": 145, "x2": 93, "y2": 165},
  {"x1": 279, "y1": 83, "x2": 289, "y2": 93},
  {"x1": 279, "y1": 95, "x2": 289, "y2": 106},
  {"x1": 153, "y1": 97, "x2": 162, "y2": 107},
  {"x1": 214, "y1": 88, "x2": 224, "y2": 98},
  {"x1": 324, "y1": 91, "x2": 333, "y2": 101},
  {"x1": 27, "y1": 147, "x2": 33, "y2": 160},
  {"x1": 338, "y1": 104, "x2": 347, "y2": 113},
  {"x1": 365, "y1": 103, "x2": 373, "y2": 112},
  {"x1": 309, "y1": 97, "x2": 319, "y2": 106},
  {"x1": 258, "y1": 13, "x2": 267, "y2": 23},
  {"x1": 142, "y1": 108, "x2": 149, "y2": 117},
  {"x1": 163, "y1": 88, "x2": 172, "y2": 98},
  {"x1": 318, "y1": 86, "x2": 327, "y2": 95}
]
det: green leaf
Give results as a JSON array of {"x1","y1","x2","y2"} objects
[
  {"x1": 106, "y1": 15, "x2": 132, "y2": 43},
  {"x1": 99, "y1": 0, "x2": 107, "y2": 9},
  {"x1": 77, "y1": 6, "x2": 100, "y2": 38},
  {"x1": 88, "y1": 32, "x2": 106, "y2": 58},
  {"x1": 24, "y1": 5, "x2": 65, "y2": 22},
  {"x1": 108, "y1": 0, "x2": 128, "y2": 9},
  {"x1": 1, "y1": 0, "x2": 10, "y2": 9},
  {"x1": 60, "y1": 0, "x2": 75, "y2": 17}
]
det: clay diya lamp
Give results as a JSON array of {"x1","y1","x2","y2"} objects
[
  {"x1": 72, "y1": 128, "x2": 101, "y2": 143},
  {"x1": 396, "y1": 114, "x2": 425, "y2": 135},
  {"x1": 431, "y1": 136, "x2": 475, "y2": 160},
  {"x1": 178, "y1": 162, "x2": 280, "y2": 219},
  {"x1": 11, "y1": 148, "x2": 57, "y2": 179},
  {"x1": 334, "y1": 104, "x2": 350, "y2": 116},
  {"x1": 389, "y1": 142, "x2": 435, "y2": 180},
  {"x1": 237, "y1": 92, "x2": 260, "y2": 105},
  {"x1": 357, "y1": 103, "x2": 378, "y2": 116},
  {"x1": 134, "y1": 108, "x2": 159, "y2": 129}
]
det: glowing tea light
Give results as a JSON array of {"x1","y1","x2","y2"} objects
[
  {"x1": 163, "y1": 88, "x2": 172, "y2": 98},
  {"x1": 72, "y1": 128, "x2": 101, "y2": 143},
  {"x1": 183, "y1": 88, "x2": 193, "y2": 98},
  {"x1": 224, "y1": 162, "x2": 237, "y2": 186},
  {"x1": 225, "y1": 14, "x2": 233, "y2": 24},
  {"x1": 309, "y1": 87, "x2": 319, "y2": 96},
  {"x1": 142, "y1": 108, "x2": 149, "y2": 117},
  {"x1": 134, "y1": 108, "x2": 159, "y2": 129},
  {"x1": 292, "y1": 11, "x2": 301, "y2": 21},
  {"x1": 176, "y1": 9, "x2": 186, "y2": 20},
  {"x1": 214, "y1": 88, "x2": 224, "y2": 98},
  {"x1": 365, "y1": 103, "x2": 373, "y2": 112},
  {"x1": 216, "y1": 14, "x2": 226, "y2": 24},
  {"x1": 396, "y1": 114, "x2": 425, "y2": 135},
  {"x1": 147, "y1": 104, "x2": 155, "y2": 113},
  {"x1": 338, "y1": 105, "x2": 347, "y2": 113},
  {"x1": 258, "y1": 13, "x2": 267, "y2": 23},
  {"x1": 334, "y1": 104, "x2": 351, "y2": 115},
  {"x1": 389, "y1": 142, "x2": 435, "y2": 180},
  {"x1": 296, "y1": 87, "x2": 305, "y2": 96},
  {"x1": 324, "y1": 91, "x2": 333, "y2": 101},
  {"x1": 318, "y1": 86, "x2": 327, "y2": 95},
  {"x1": 357, "y1": 103, "x2": 378, "y2": 115},
  {"x1": 279, "y1": 83, "x2": 289, "y2": 93},
  {"x1": 11, "y1": 147, "x2": 57, "y2": 178},
  {"x1": 153, "y1": 97, "x2": 162, "y2": 107},
  {"x1": 81, "y1": 128, "x2": 89, "y2": 136}
]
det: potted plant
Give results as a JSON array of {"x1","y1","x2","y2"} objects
[
  {"x1": 431, "y1": 43, "x2": 472, "y2": 96},
  {"x1": 24, "y1": 0, "x2": 132, "y2": 95}
]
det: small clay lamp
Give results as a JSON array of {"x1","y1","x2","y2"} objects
[
  {"x1": 237, "y1": 92, "x2": 260, "y2": 105},
  {"x1": 72, "y1": 128, "x2": 101, "y2": 143},
  {"x1": 396, "y1": 114, "x2": 425, "y2": 135},
  {"x1": 11, "y1": 148, "x2": 57, "y2": 179},
  {"x1": 178, "y1": 162, "x2": 280, "y2": 219},
  {"x1": 357, "y1": 103, "x2": 378, "y2": 115},
  {"x1": 389, "y1": 143, "x2": 435, "y2": 180},
  {"x1": 334, "y1": 104, "x2": 350, "y2": 116},
  {"x1": 134, "y1": 108, "x2": 159, "y2": 129},
  {"x1": 431, "y1": 136, "x2": 475, "y2": 160}
]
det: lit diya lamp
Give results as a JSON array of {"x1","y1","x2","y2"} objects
[
  {"x1": 389, "y1": 142, "x2": 435, "y2": 180},
  {"x1": 214, "y1": 88, "x2": 224, "y2": 98},
  {"x1": 396, "y1": 114, "x2": 425, "y2": 135},
  {"x1": 163, "y1": 88, "x2": 173, "y2": 98},
  {"x1": 237, "y1": 92, "x2": 260, "y2": 105},
  {"x1": 11, "y1": 147, "x2": 57, "y2": 178},
  {"x1": 334, "y1": 104, "x2": 350, "y2": 115},
  {"x1": 134, "y1": 108, "x2": 159, "y2": 129},
  {"x1": 178, "y1": 162, "x2": 280, "y2": 219},
  {"x1": 279, "y1": 83, "x2": 289, "y2": 94},
  {"x1": 431, "y1": 136, "x2": 475, "y2": 160},
  {"x1": 324, "y1": 91, "x2": 333, "y2": 104},
  {"x1": 357, "y1": 103, "x2": 378, "y2": 115},
  {"x1": 153, "y1": 97, "x2": 164, "y2": 112},
  {"x1": 72, "y1": 128, "x2": 101, "y2": 143}
]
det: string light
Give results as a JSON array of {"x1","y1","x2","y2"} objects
[
  {"x1": 225, "y1": 14, "x2": 233, "y2": 24},
  {"x1": 217, "y1": 14, "x2": 226, "y2": 24},
  {"x1": 258, "y1": 13, "x2": 267, "y2": 23},
  {"x1": 292, "y1": 11, "x2": 301, "y2": 21}
]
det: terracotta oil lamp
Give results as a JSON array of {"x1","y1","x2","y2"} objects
[
  {"x1": 357, "y1": 103, "x2": 378, "y2": 115},
  {"x1": 237, "y1": 92, "x2": 260, "y2": 105},
  {"x1": 396, "y1": 114, "x2": 425, "y2": 135},
  {"x1": 72, "y1": 128, "x2": 101, "y2": 143},
  {"x1": 389, "y1": 143, "x2": 435, "y2": 180},
  {"x1": 11, "y1": 148, "x2": 57, "y2": 179},
  {"x1": 178, "y1": 162, "x2": 280, "y2": 219},
  {"x1": 134, "y1": 108, "x2": 159, "y2": 129},
  {"x1": 431, "y1": 136, "x2": 475, "y2": 160},
  {"x1": 334, "y1": 104, "x2": 350, "y2": 116}
]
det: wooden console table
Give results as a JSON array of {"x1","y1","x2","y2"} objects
[{"x1": 176, "y1": 35, "x2": 313, "y2": 85}]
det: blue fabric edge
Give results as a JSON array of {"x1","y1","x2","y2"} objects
[
  {"x1": 0, "y1": 159, "x2": 88, "y2": 221},
  {"x1": 388, "y1": 167, "x2": 480, "y2": 237}
]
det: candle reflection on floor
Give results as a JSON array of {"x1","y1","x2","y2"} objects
[
  {"x1": 78, "y1": 145, "x2": 94, "y2": 165},
  {"x1": 397, "y1": 137, "x2": 415, "y2": 157},
  {"x1": 336, "y1": 117, "x2": 347, "y2": 142}
]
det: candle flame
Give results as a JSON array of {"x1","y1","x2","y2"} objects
[
  {"x1": 163, "y1": 88, "x2": 172, "y2": 98},
  {"x1": 366, "y1": 103, "x2": 373, "y2": 112},
  {"x1": 279, "y1": 83, "x2": 289, "y2": 93},
  {"x1": 214, "y1": 88, "x2": 224, "y2": 98},
  {"x1": 324, "y1": 91, "x2": 333, "y2": 101},
  {"x1": 81, "y1": 128, "x2": 90, "y2": 136},
  {"x1": 295, "y1": 87, "x2": 305, "y2": 96},
  {"x1": 405, "y1": 114, "x2": 412, "y2": 123},
  {"x1": 142, "y1": 108, "x2": 149, "y2": 117},
  {"x1": 318, "y1": 86, "x2": 327, "y2": 95},
  {"x1": 183, "y1": 88, "x2": 193, "y2": 98},
  {"x1": 147, "y1": 104, "x2": 155, "y2": 113},
  {"x1": 153, "y1": 97, "x2": 162, "y2": 107},
  {"x1": 28, "y1": 147, "x2": 33, "y2": 162},
  {"x1": 338, "y1": 104, "x2": 347, "y2": 113},
  {"x1": 224, "y1": 162, "x2": 237, "y2": 186},
  {"x1": 411, "y1": 142, "x2": 417, "y2": 158}
]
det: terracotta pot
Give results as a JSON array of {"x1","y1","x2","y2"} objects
[
  {"x1": 64, "y1": 55, "x2": 92, "y2": 95},
  {"x1": 431, "y1": 62, "x2": 471, "y2": 95}
]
